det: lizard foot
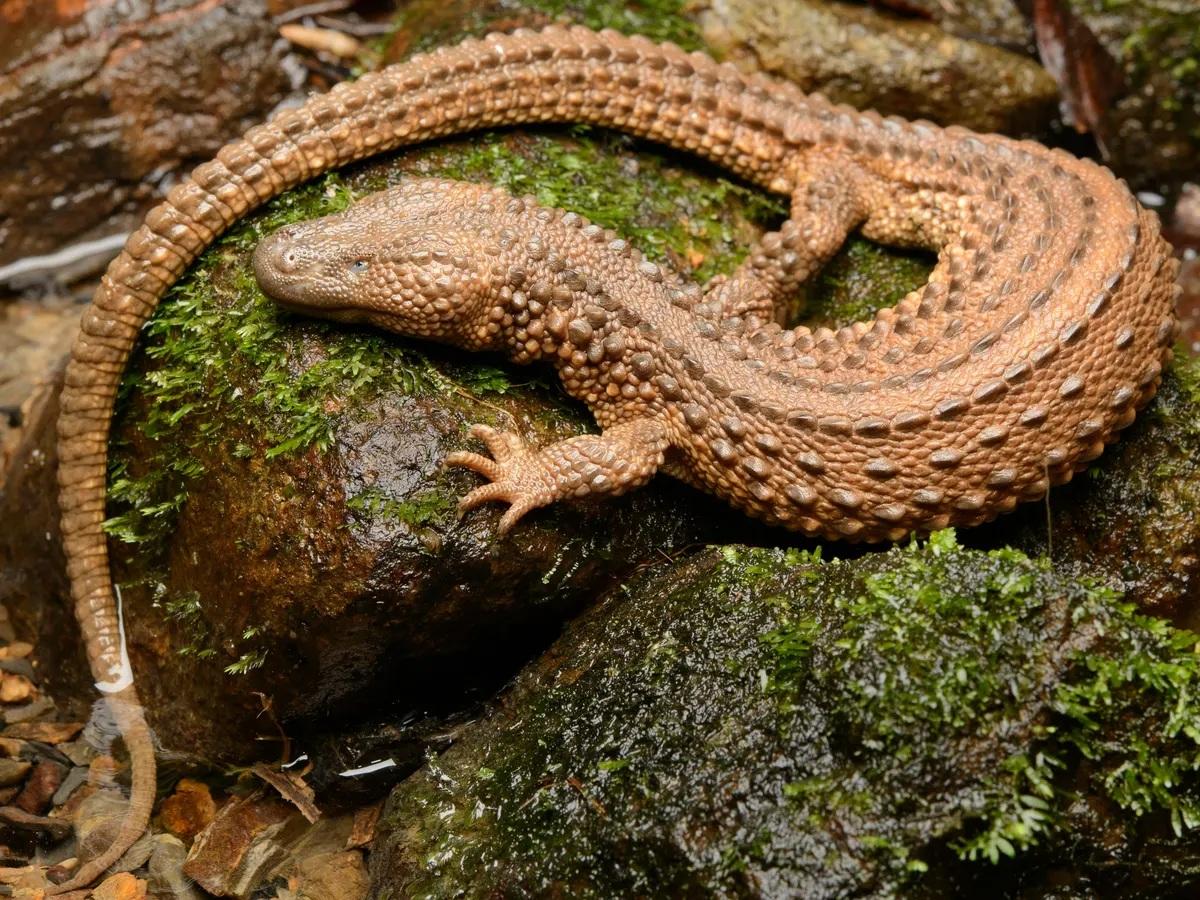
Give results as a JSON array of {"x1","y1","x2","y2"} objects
[{"x1": 445, "y1": 424, "x2": 557, "y2": 533}]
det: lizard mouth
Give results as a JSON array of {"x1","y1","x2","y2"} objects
[{"x1": 253, "y1": 229, "x2": 327, "y2": 310}]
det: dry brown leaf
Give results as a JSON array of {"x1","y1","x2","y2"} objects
[{"x1": 249, "y1": 763, "x2": 321, "y2": 824}]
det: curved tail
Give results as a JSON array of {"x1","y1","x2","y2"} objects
[{"x1": 53, "y1": 25, "x2": 797, "y2": 886}]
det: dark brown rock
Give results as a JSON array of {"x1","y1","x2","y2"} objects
[
  {"x1": 0, "y1": 0, "x2": 292, "y2": 272},
  {"x1": 182, "y1": 791, "x2": 298, "y2": 896},
  {"x1": 13, "y1": 758, "x2": 66, "y2": 815}
]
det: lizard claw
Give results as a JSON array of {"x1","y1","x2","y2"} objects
[{"x1": 445, "y1": 424, "x2": 555, "y2": 533}]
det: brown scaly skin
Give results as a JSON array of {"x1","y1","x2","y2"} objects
[
  {"x1": 255, "y1": 166, "x2": 1179, "y2": 538},
  {"x1": 52, "y1": 25, "x2": 1176, "y2": 891}
]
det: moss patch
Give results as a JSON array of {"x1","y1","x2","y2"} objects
[
  {"x1": 383, "y1": 0, "x2": 703, "y2": 61},
  {"x1": 374, "y1": 532, "x2": 1200, "y2": 896}
]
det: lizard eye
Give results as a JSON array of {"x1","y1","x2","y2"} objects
[{"x1": 350, "y1": 259, "x2": 368, "y2": 273}]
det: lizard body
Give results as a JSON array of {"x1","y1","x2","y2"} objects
[
  {"x1": 254, "y1": 168, "x2": 1176, "y2": 539},
  {"x1": 52, "y1": 25, "x2": 1177, "y2": 891}
]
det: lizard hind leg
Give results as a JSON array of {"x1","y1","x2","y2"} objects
[
  {"x1": 446, "y1": 417, "x2": 670, "y2": 533},
  {"x1": 703, "y1": 149, "x2": 871, "y2": 324}
]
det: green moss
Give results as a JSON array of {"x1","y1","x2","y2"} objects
[
  {"x1": 800, "y1": 236, "x2": 934, "y2": 329},
  {"x1": 758, "y1": 530, "x2": 1200, "y2": 866},
  {"x1": 346, "y1": 486, "x2": 456, "y2": 530},
  {"x1": 518, "y1": 0, "x2": 703, "y2": 49},
  {"x1": 385, "y1": 0, "x2": 703, "y2": 60},
  {"x1": 382, "y1": 127, "x2": 784, "y2": 283}
]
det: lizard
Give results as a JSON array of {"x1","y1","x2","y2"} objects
[{"x1": 48, "y1": 24, "x2": 1177, "y2": 893}]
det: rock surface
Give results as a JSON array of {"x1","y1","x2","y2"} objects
[
  {"x1": 370, "y1": 532, "x2": 1200, "y2": 897},
  {"x1": 696, "y1": 0, "x2": 1059, "y2": 136},
  {"x1": 0, "y1": 0, "x2": 1196, "y2": 894},
  {"x1": 0, "y1": 0, "x2": 292, "y2": 271},
  {"x1": 1034, "y1": 0, "x2": 1200, "y2": 194}
]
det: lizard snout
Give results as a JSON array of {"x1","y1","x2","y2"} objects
[{"x1": 254, "y1": 227, "x2": 314, "y2": 304}]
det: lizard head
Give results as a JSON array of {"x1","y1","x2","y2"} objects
[{"x1": 253, "y1": 181, "x2": 498, "y2": 346}]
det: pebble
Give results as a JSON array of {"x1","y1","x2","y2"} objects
[
  {"x1": 0, "y1": 757, "x2": 31, "y2": 787},
  {"x1": 0, "y1": 673, "x2": 35, "y2": 704},
  {"x1": 51, "y1": 766, "x2": 89, "y2": 808}
]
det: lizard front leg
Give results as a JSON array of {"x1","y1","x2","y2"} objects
[
  {"x1": 446, "y1": 417, "x2": 670, "y2": 533},
  {"x1": 704, "y1": 150, "x2": 870, "y2": 323}
]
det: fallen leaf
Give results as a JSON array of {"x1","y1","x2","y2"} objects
[
  {"x1": 1032, "y1": 0, "x2": 1124, "y2": 155},
  {"x1": 250, "y1": 763, "x2": 320, "y2": 824}
]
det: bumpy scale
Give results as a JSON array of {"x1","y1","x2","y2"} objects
[{"x1": 52, "y1": 25, "x2": 1178, "y2": 892}]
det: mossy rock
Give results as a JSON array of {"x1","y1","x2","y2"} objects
[
  {"x1": 64, "y1": 0, "x2": 943, "y2": 762},
  {"x1": 369, "y1": 532, "x2": 1200, "y2": 897},
  {"x1": 1064, "y1": 0, "x2": 1200, "y2": 194}
]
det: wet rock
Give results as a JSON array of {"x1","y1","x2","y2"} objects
[
  {"x1": 304, "y1": 704, "x2": 483, "y2": 810},
  {"x1": 371, "y1": 533, "x2": 1200, "y2": 896},
  {"x1": 183, "y1": 791, "x2": 300, "y2": 897},
  {"x1": 159, "y1": 778, "x2": 216, "y2": 844},
  {"x1": 13, "y1": 759, "x2": 66, "y2": 815},
  {"x1": 0, "y1": 0, "x2": 293, "y2": 271},
  {"x1": 696, "y1": 0, "x2": 1058, "y2": 135},
  {"x1": 1032, "y1": 0, "x2": 1200, "y2": 193},
  {"x1": 147, "y1": 834, "x2": 203, "y2": 900}
]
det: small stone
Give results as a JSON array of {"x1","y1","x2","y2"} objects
[
  {"x1": 160, "y1": 778, "x2": 216, "y2": 843},
  {"x1": 346, "y1": 803, "x2": 381, "y2": 851},
  {"x1": 0, "y1": 757, "x2": 31, "y2": 788},
  {"x1": 284, "y1": 849, "x2": 369, "y2": 900},
  {"x1": 0, "y1": 658, "x2": 35, "y2": 680},
  {"x1": 92, "y1": 871, "x2": 148, "y2": 900},
  {"x1": 0, "y1": 803, "x2": 73, "y2": 845},
  {"x1": 3, "y1": 696, "x2": 54, "y2": 724},
  {"x1": 3, "y1": 721, "x2": 81, "y2": 744},
  {"x1": 0, "y1": 737, "x2": 23, "y2": 758},
  {"x1": 0, "y1": 674, "x2": 35, "y2": 704},
  {"x1": 0, "y1": 642, "x2": 33, "y2": 660},
  {"x1": 183, "y1": 792, "x2": 295, "y2": 897}
]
